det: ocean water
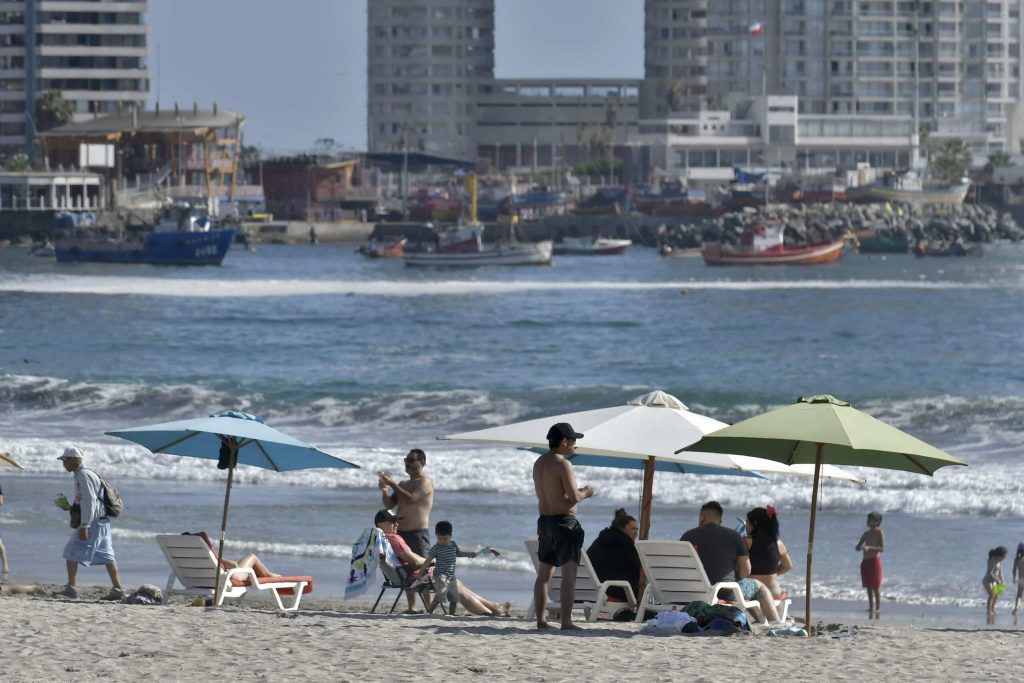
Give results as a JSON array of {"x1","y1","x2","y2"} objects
[{"x1": 1, "y1": 243, "x2": 1023, "y2": 614}]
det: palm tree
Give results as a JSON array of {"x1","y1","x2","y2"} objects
[
  {"x1": 931, "y1": 138, "x2": 972, "y2": 183},
  {"x1": 34, "y1": 90, "x2": 75, "y2": 132},
  {"x1": 660, "y1": 79, "x2": 687, "y2": 112},
  {"x1": 984, "y1": 151, "x2": 1012, "y2": 173}
]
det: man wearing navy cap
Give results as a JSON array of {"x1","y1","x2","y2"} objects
[{"x1": 532, "y1": 422, "x2": 595, "y2": 630}]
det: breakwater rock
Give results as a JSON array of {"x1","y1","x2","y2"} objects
[{"x1": 658, "y1": 203, "x2": 1024, "y2": 249}]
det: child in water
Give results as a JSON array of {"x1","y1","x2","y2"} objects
[
  {"x1": 855, "y1": 511, "x2": 885, "y2": 619},
  {"x1": 984, "y1": 546, "x2": 1008, "y2": 620},
  {"x1": 1013, "y1": 543, "x2": 1024, "y2": 616}
]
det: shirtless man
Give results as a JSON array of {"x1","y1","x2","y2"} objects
[
  {"x1": 378, "y1": 448, "x2": 434, "y2": 612},
  {"x1": 532, "y1": 422, "x2": 595, "y2": 630}
]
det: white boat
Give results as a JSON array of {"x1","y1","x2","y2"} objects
[
  {"x1": 553, "y1": 235, "x2": 632, "y2": 256},
  {"x1": 845, "y1": 170, "x2": 970, "y2": 205},
  {"x1": 404, "y1": 223, "x2": 552, "y2": 267}
]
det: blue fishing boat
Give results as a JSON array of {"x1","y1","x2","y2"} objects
[
  {"x1": 55, "y1": 228, "x2": 236, "y2": 265},
  {"x1": 54, "y1": 202, "x2": 236, "y2": 265}
]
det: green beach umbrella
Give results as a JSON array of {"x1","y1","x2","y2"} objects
[{"x1": 677, "y1": 394, "x2": 967, "y2": 630}]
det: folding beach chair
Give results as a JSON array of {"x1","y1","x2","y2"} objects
[{"x1": 370, "y1": 553, "x2": 444, "y2": 614}]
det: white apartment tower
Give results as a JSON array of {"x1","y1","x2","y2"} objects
[
  {"x1": 641, "y1": 0, "x2": 710, "y2": 117},
  {"x1": 0, "y1": 1, "x2": 149, "y2": 155},
  {"x1": 367, "y1": 0, "x2": 495, "y2": 159},
  {"x1": 643, "y1": 0, "x2": 1023, "y2": 155}
]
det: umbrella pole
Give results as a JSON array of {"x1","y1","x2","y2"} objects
[
  {"x1": 639, "y1": 456, "x2": 655, "y2": 541},
  {"x1": 213, "y1": 443, "x2": 238, "y2": 607},
  {"x1": 805, "y1": 444, "x2": 823, "y2": 633}
]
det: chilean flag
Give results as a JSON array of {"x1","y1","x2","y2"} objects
[{"x1": 749, "y1": 22, "x2": 765, "y2": 36}]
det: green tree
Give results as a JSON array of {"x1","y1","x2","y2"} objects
[
  {"x1": 312, "y1": 137, "x2": 337, "y2": 160},
  {"x1": 573, "y1": 157, "x2": 622, "y2": 177},
  {"x1": 660, "y1": 79, "x2": 687, "y2": 112},
  {"x1": 931, "y1": 138, "x2": 972, "y2": 183},
  {"x1": 240, "y1": 144, "x2": 262, "y2": 165},
  {"x1": 705, "y1": 94, "x2": 726, "y2": 111},
  {"x1": 34, "y1": 90, "x2": 75, "y2": 133},
  {"x1": 0, "y1": 152, "x2": 30, "y2": 171},
  {"x1": 984, "y1": 150, "x2": 1012, "y2": 173}
]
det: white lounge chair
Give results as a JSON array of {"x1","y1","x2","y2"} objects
[
  {"x1": 524, "y1": 539, "x2": 637, "y2": 622},
  {"x1": 634, "y1": 540, "x2": 789, "y2": 624},
  {"x1": 156, "y1": 533, "x2": 313, "y2": 612}
]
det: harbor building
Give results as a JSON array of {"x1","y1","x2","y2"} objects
[
  {"x1": 475, "y1": 78, "x2": 642, "y2": 174},
  {"x1": 0, "y1": 1, "x2": 149, "y2": 156}
]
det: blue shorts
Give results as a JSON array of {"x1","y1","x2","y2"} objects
[
  {"x1": 63, "y1": 518, "x2": 116, "y2": 566},
  {"x1": 738, "y1": 577, "x2": 762, "y2": 600}
]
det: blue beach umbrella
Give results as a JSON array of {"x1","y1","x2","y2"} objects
[{"x1": 107, "y1": 411, "x2": 359, "y2": 600}]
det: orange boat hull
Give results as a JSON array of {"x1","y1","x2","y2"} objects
[{"x1": 702, "y1": 239, "x2": 845, "y2": 266}]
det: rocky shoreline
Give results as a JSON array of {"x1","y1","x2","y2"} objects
[{"x1": 657, "y1": 202, "x2": 1024, "y2": 250}]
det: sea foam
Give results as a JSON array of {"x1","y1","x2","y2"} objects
[{"x1": 0, "y1": 273, "x2": 1001, "y2": 299}]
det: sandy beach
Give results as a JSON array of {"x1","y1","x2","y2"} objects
[{"x1": 3, "y1": 586, "x2": 1024, "y2": 682}]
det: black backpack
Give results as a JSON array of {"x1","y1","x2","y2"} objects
[{"x1": 87, "y1": 468, "x2": 124, "y2": 518}]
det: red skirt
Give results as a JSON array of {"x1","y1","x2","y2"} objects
[{"x1": 860, "y1": 556, "x2": 883, "y2": 589}]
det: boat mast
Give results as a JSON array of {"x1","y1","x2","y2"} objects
[{"x1": 468, "y1": 172, "x2": 478, "y2": 222}]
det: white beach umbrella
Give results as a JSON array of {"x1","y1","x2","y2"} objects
[{"x1": 440, "y1": 390, "x2": 861, "y2": 538}]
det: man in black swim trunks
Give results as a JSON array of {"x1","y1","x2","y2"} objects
[
  {"x1": 532, "y1": 422, "x2": 595, "y2": 630},
  {"x1": 379, "y1": 448, "x2": 434, "y2": 612}
]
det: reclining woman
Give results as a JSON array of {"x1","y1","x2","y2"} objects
[
  {"x1": 587, "y1": 508, "x2": 641, "y2": 619},
  {"x1": 743, "y1": 506, "x2": 792, "y2": 600},
  {"x1": 190, "y1": 531, "x2": 280, "y2": 578},
  {"x1": 374, "y1": 509, "x2": 508, "y2": 616}
]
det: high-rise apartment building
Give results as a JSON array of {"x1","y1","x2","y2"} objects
[
  {"x1": 0, "y1": 1, "x2": 149, "y2": 155},
  {"x1": 643, "y1": 0, "x2": 1022, "y2": 155},
  {"x1": 366, "y1": 0, "x2": 494, "y2": 159}
]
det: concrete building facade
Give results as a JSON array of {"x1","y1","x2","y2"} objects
[
  {"x1": 645, "y1": 0, "x2": 1023, "y2": 156},
  {"x1": 366, "y1": 0, "x2": 494, "y2": 160},
  {"x1": 368, "y1": 0, "x2": 1023, "y2": 171},
  {"x1": 0, "y1": 0, "x2": 149, "y2": 155}
]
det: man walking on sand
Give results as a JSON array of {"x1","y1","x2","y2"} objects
[
  {"x1": 58, "y1": 447, "x2": 123, "y2": 601},
  {"x1": 533, "y1": 423, "x2": 595, "y2": 630},
  {"x1": 378, "y1": 448, "x2": 434, "y2": 612}
]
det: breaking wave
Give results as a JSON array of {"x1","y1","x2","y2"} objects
[{"x1": 0, "y1": 273, "x2": 1003, "y2": 299}]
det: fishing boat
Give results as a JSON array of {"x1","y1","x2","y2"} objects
[
  {"x1": 55, "y1": 202, "x2": 235, "y2": 265},
  {"x1": 404, "y1": 223, "x2": 552, "y2": 266},
  {"x1": 845, "y1": 170, "x2": 970, "y2": 205},
  {"x1": 357, "y1": 238, "x2": 406, "y2": 259},
  {"x1": 553, "y1": 235, "x2": 632, "y2": 256},
  {"x1": 792, "y1": 184, "x2": 847, "y2": 204},
  {"x1": 573, "y1": 187, "x2": 632, "y2": 215},
  {"x1": 702, "y1": 222, "x2": 844, "y2": 266},
  {"x1": 856, "y1": 232, "x2": 911, "y2": 254},
  {"x1": 913, "y1": 240, "x2": 983, "y2": 257},
  {"x1": 635, "y1": 184, "x2": 716, "y2": 217},
  {"x1": 404, "y1": 175, "x2": 552, "y2": 267},
  {"x1": 658, "y1": 245, "x2": 702, "y2": 258},
  {"x1": 476, "y1": 189, "x2": 568, "y2": 221}
]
